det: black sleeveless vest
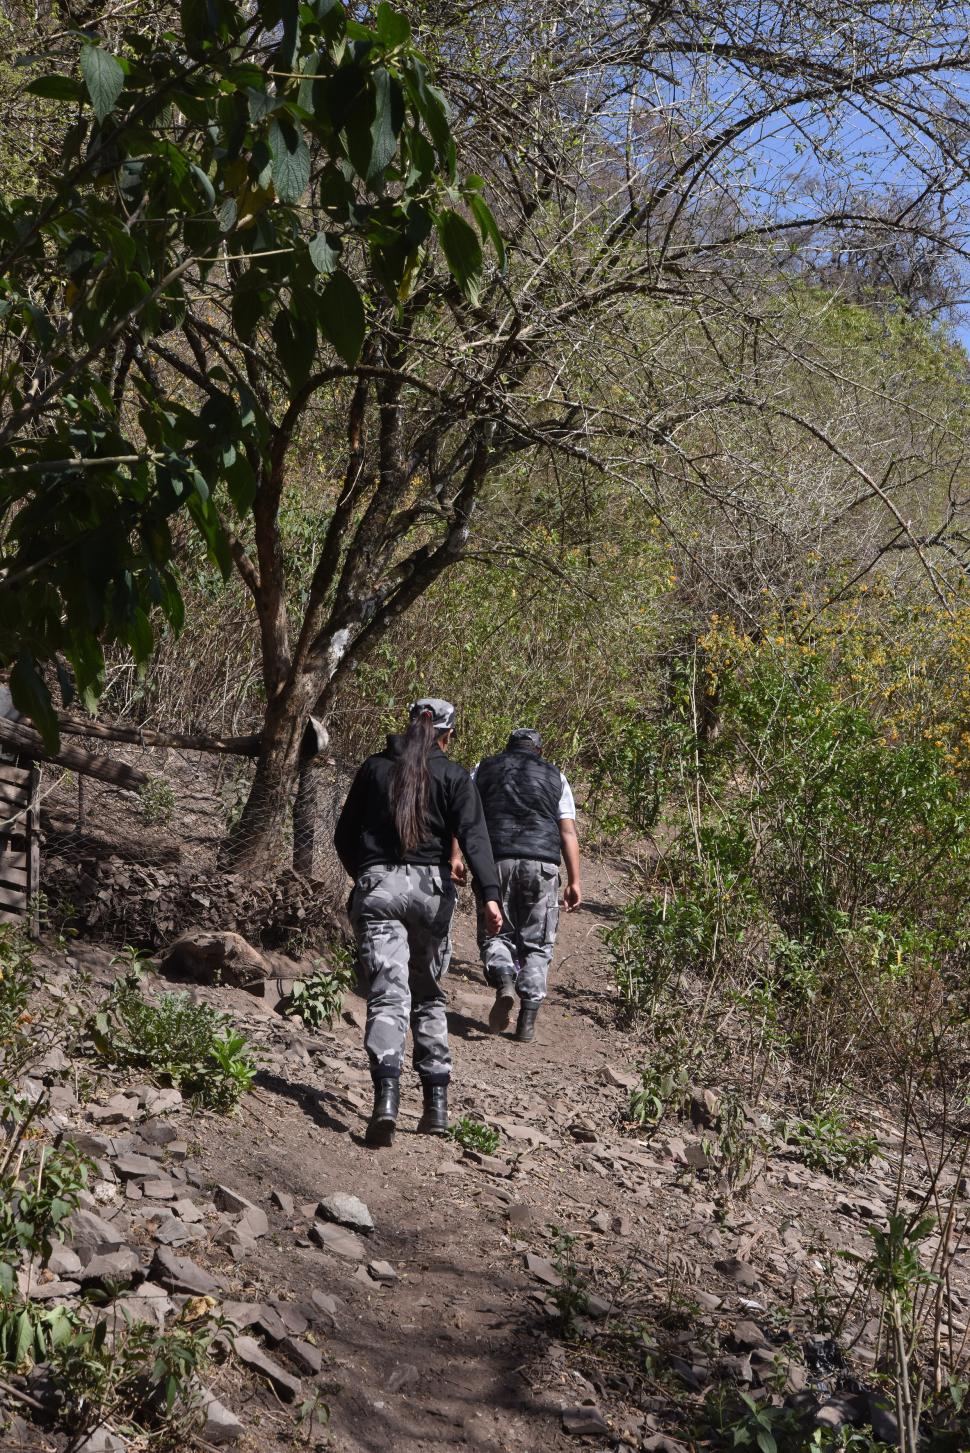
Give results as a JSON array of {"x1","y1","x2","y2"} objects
[{"x1": 475, "y1": 745, "x2": 563, "y2": 863}]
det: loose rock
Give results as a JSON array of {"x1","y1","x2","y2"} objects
[
  {"x1": 367, "y1": 1260, "x2": 397, "y2": 1284},
  {"x1": 233, "y1": 1335, "x2": 303, "y2": 1402},
  {"x1": 310, "y1": 1221, "x2": 366, "y2": 1260},
  {"x1": 151, "y1": 1246, "x2": 223, "y2": 1295},
  {"x1": 162, "y1": 930, "x2": 271, "y2": 990},
  {"x1": 317, "y1": 1192, "x2": 374, "y2": 1233},
  {"x1": 562, "y1": 1404, "x2": 610, "y2": 1435}
]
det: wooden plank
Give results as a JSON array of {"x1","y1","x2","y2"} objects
[
  {"x1": 0, "y1": 882, "x2": 26, "y2": 908},
  {"x1": 0, "y1": 764, "x2": 33, "y2": 786},
  {"x1": 0, "y1": 717, "x2": 149, "y2": 790},
  {"x1": 0, "y1": 908, "x2": 22, "y2": 926},
  {"x1": 0, "y1": 866, "x2": 29, "y2": 889},
  {"x1": 0, "y1": 849, "x2": 27, "y2": 872},
  {"x1": 0, "y1": 779, "x2": 29, "y2": 809}
]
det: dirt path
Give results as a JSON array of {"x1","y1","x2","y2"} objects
[{"x1": 193, "y1": 854, "x2": 642, "y2": 1452}]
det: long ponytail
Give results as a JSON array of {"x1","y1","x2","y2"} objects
[{"x1": 392, "y1": 709, "x2": 436, "y2": 853}]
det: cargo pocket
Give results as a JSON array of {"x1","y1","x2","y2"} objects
[{"x1": 540, "y1": 863, "x2": 561, "y2": 946}]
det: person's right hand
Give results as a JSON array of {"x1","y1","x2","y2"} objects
[
  {"x1": 564, "y1": 882, "x2": 582, "y2": 911},
  {"x1": 483, "y1": 900, "x2": 503, "y2": 936}
]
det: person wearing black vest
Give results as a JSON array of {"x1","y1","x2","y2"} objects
[{"x1": 469, "y1": 728, "x2": 582, "y2": 1042}]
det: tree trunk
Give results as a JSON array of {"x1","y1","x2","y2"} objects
[{"x1": 222, "y1": 675, "x2": 317, "y2": 873}]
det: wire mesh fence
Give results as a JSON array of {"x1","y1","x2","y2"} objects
[{"x1": 22, "y1": 740, "x2": 357, "y2": 951}]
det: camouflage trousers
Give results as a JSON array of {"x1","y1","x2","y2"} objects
[
  {"x1": 350, "y1": 863, "x2": 457, "y2": 1085},
  {"x1": 475, "y1": 858, "x2": 561, "y2": 1003}
]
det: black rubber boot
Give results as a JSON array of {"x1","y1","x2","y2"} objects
[
  {"x1": 365, "y1": 1078, "x2": 400, "y2": 1147},
  {"x1": 488, "y1": 978, "x2": 516, "y2": 1034},
  {"x1": 515, "y1": 1000, "x2": 540, "y2": 1043},
  {"x1": 416, "y1": 1083, "x2": 449, "y2": 1136}
]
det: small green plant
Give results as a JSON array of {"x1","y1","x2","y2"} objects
[
  {"x1": 0, "y1": 1300, "x2": 80, "y2": 1370},
  {"x1": 627, "y1": 1048, "x2": 692, "y2": 1132},
  {"x1": 700, "y1": 1386, "x2": 886, "y2": 1453},
  {"x1": 449, "y1": 1115, "x2": 500, "y2": 1154},
  {"x1": 548, "y1": 1226, "x2": 591, "y2": 1334},
  {"x1": 840, "y1": 1212, "x2": 938, "y2": 1453},
  {"x1": 89, "y1": 972, "x2": 258, "y2": 1111},
  {"x1": 781, "y1": 1107, "x2": 878, "y2": 1178},
  {"x1": 49, "y1": 1303, "x2": 222, "y2": 1438},
  {"x1": 110, "y1": 943, "x2": 154, "y2": 973},
  {"x1": 138, "y1": 775, "x2": 177, "y2": 825},
  {"x1": 708, "y1": 1094, "x2": 769, "y2": 1200},
  {"x1": 604, "y1": 887, "x2": 721, "y2": 1018},
  {"x1": 284, "y1": 955, "x2": 356, "y2": 1031}
]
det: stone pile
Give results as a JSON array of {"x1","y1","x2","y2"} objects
[{"x1": 7, "y1": 1065, "x2": 393, "y2": 1451}]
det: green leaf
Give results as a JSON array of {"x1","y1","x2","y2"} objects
[
  {"x1": 756, "y1": 1431, "x2": 776, "y2": 1453},
  {"x1": 376, "y1": 2, "x2": 410, "y2": 47},
  {"x1": 467, "y1": 191, "x2": 505, "y2": 270},
  {"x1": 80, "y1": 45, "x2": 125, "y2": 122},
  {"x1": 10, "y1": 656, "x2": 58, "y2": 749},
  {"x1": 319, "y1": 270, "x2": 365, "y2": 365},
  {"x1": 437, "y1": 208, "x2": 483, "y2": 304},
  {"x1": 268, "y1": 117, "x2": 311, "y2": 203},
  {"x1": 190, "y1": 164, "x2": 216, "y2": 207},
  {"x1": 368, "y1": 68, "x2": 404, "y2": 182},
  {"x1": 27, "y1": 74, "x2": 85, "y2": 102},
  {"x1": 309, "y1": 231, "x2": 340, "y2": 275},
  {"x1": 247, "y1": 86, "x2": 278, "y2": 123},
  {"x1": 272, "y1": 306, "x2": 317, "y2": 387}
]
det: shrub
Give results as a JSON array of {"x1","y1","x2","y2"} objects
[
  {"x1": 604, "y1": 605, "x2": 970, "y2": 1086},
  {"x1": 283, "y1": 952, "x2": 356, "y2": 1031},
  {"x1": 781, "y1": 1107, "x2": 878, "y2": 1179},
  {"x1": 89, "y1": 971, "x2": 257, "y2": 1111}
]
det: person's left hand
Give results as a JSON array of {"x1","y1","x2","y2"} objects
[{"x1": 450, "y1": 856, "x2": 467, "y2": 886}]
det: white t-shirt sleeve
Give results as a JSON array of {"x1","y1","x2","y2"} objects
[
  {"x1": 558, "y1": 773, "x2": 576, "y2": 819},
  {"x1": 470, "y1": 761, "x2": 480, "y2": 782}
]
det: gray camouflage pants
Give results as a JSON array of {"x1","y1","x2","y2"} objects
[
  {"x1": 476, "y1": 857, "x2": 561, "y2": 1003},
  {"x1": 350, "y1": 863, "x2": 456, "y2": 1084}
]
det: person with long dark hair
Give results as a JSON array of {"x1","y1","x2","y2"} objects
[{"x1": 334, "y1": 698, "x2": 502, "y2": 1146}]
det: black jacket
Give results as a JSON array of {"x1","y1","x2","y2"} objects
[
  {"x1": 474, "y1": 743, "x2": 564, "y2": 864},
  {"x1": 334, "y1": 736, "x2": 500, "y2": 900}
]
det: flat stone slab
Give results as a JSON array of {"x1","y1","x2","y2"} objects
[
  {"x1": 524, "y1": 1253, "x2": 562, "y2": 1287},
  {"x1": 714, "y1": 1257, "x2": 761, "y2": 1288},
  {"x1": 281, "y1": 1335, "x2": 322, "y2": 1374},
  {"x1": 67, "y1": 1209, "x2": 126, "y2": 1261},
  {"x1": 310, "y1": 1220, "x2": 366, "y2": 1260},
  {"x1": 151, "y1": 1246, "x2": 223, "y2": 1295},
  {"x1": 233, "y1": 1335, "x2": 302, "y2": 1402},
  {"x1": 367, "y1": 1260, "x2": 397, "y2": 1284},
  {"x1": 113, "y1": 1153, "x2": 160, "y2": 1180},
  {"x1": 563, "y1": 1405, "x2": 610, "y2": 1436},
  {"x1": 154, "y1": 1215, "x2": 205, "y2": 1246}
]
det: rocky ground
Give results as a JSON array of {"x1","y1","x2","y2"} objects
[{"x1": 4, "y1": 851, "x2": 968, "y2": 1452}]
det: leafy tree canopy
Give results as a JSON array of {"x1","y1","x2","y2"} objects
[{"x1": 0, "y1": 0, "x2": 498, "y2": 741}]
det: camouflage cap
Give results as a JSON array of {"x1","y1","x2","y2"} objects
[
  {"x1": 508, "y1": 727, "x2": 542, "y2": 750},
  {"x1": 409, "y1": 697, "x2": 457, "y2": 732}
]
